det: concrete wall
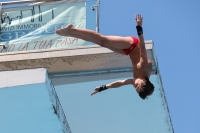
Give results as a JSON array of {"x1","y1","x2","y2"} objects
[{"x1": 0, "y1": 42, "x2": 155, "y2": 74}]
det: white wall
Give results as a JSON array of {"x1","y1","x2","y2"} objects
[{"x1": 0, "y1": 68, "x2": 46, "y2": 88}]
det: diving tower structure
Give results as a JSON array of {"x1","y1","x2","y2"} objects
[{"x1": 0, "y1": 0, "x2": 173, "y2": 132}]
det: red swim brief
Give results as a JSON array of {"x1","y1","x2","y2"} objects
[{"x1": 123, "y1": 36, "x2": 139, "y2": 55}]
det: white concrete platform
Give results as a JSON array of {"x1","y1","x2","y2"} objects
[
  {"x1": 0, "y1": 41, "x2": 156, "y2": 74},
  {"x1": 0, "y1": 68, "x2": 46, "y2": 88}
]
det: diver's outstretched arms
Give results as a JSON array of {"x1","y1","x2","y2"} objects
[{"x1": 90, "y1": 79, "x2": 133, "y2": 96}]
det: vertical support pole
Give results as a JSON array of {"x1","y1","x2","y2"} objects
[
  {"x1": 0, "y1": 3, "x2": 3, "y2": 51},
  {"x1": 0, "y1": 3, "x2": 6, "y2": 50},
  {"x1": 0, "y1": 3, "x2": 2, "y2": 27},
  {"x1": 96, "y1": 0, "x2": 100, "y2": 33}
]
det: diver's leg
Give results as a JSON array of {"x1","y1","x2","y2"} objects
[
  {"x1": 106, "y1": 47, "x2": 127, "y2": 55},
  {"x1": 65, "y1": 31, "x2": 127, "y2": 55},
  {"x1": 56, "y1": 24, "x2": 134, "y2": 49}
]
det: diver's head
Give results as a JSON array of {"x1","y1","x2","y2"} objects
[{"x1": 133, "y1": 78, "x2": 154, "y2": 99}]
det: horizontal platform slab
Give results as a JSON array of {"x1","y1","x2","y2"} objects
[
  {"x1": 0, "y1": 41, "x2": 156, "y2": 74},
  {"x1": 0, "y1": 68, "x2": 46, "y2": 88}
]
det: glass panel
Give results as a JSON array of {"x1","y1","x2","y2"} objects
[
  {"x1": 0, "y1": 83, "x2": 64, "y2": 133},
  {"x1": 52, "y1": 72, "x2": 172, "y2": 133},
  {"x1": 0, "y1": 1, "x2": 97, "y2": 53}
]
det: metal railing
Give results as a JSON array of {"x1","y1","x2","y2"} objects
[
  {"x1": 0, "y1": 0, "x2": 84, "y2": 6},
  {"x1": 46, "y1": 74, "x2": 72, "y2": 133}
]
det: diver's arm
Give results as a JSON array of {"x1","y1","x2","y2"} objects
[
  {"x1": 138, "y1": 34, "x2": 148, "y2": 62},
  {"x1": 106, "y1": 79, "x2": 133, "y2": 88},
  {"x1": 135, "y1": 14, "x2": 148, "y2": 63},
  {"x1": 90, "y1": 79, "x2": 133, "y2": 96}
]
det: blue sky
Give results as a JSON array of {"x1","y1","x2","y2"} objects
[
  {"x1": 1, "y1": 0, "x2": 200, "y2": 133},
  {"x1": 97, "y1": 0, "x2": 200, "y2": 133}
]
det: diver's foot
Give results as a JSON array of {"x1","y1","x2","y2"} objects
[{"x1": 56, "y1": 24, "x2": 74, "y2": 36}]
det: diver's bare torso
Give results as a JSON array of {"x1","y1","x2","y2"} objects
[{"x1": 128, "y1": 45, "x2": 152, "y2": 79}]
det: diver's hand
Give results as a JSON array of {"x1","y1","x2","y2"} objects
[
  {"x1": 90, "y1": 87, "x2": 100, "y2": 96},
  {"x1": 135, "y1": 14, "x2": 143, "y2": 26}
]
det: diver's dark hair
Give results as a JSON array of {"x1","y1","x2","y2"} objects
[{"x1": 138, "y1": 78, "x2": 154, "y2": 100}]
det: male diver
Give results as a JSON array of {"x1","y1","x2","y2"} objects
[{"x1": 56, "y1": 14, "x2": 154, "y2": 99}]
